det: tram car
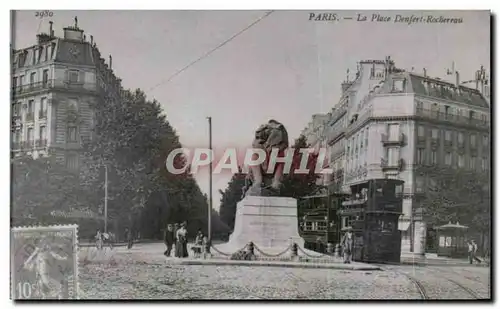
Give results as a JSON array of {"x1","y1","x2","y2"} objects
[
  {"x1": 298, "y1": 189, "x2": 348, "y2": 253},
  {"x1": 338, "y1": 179, "x2": 404, "y2": 263}
]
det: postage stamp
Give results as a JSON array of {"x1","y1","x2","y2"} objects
[{"x1": 11, "y1": 225, "x2": 79, "y2": 300}]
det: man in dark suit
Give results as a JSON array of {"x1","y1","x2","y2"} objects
[{"x1": 164, "y1": 224, "x2": 174, "y2": 257}]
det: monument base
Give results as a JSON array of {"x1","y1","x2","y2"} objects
[{"x1": 214, "y1": 196, "x2": 321, "y2": 257}]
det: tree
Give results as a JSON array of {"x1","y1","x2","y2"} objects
[
  {"x1": 218, "y1": 167, "x2": 246, "y2": 231},
  {"x1": 11, "y1": 154, "x2": 97, "y2": 227},
  {"x1": 420, "y1": 167, "x2": 491, "y2": 248},
  {"x1": 80, "y1": 88, "x2": 212, "y2": 238},
  {"x1": 280, "y1": 134, "x2": 322, "y2": 199}
]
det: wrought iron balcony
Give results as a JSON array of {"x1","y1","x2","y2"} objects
[
  {"x1": 380, "y1": 157, "x2": 404, "y2": 171},
  {"x1": 416, "y1": 108, "x2": 490, "y2": 130},
  {"x1": 381, "y1": 133, "x2": 405, "y2": 146},
  {"x1": 11, "y1": 79, "x2": 97, "y2": 97}
]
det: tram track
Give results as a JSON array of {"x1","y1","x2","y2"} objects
[{"x1": 379, "y1": 265, "x2": 483, "y2": 299}]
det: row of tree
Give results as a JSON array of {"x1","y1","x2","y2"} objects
[{"x1": 11, "y1": 89, "x2": 229, "y2": 239}]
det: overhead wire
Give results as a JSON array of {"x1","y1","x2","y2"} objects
[{"x1": 147, "y1": 10, "x2": 274, "y2": 92}]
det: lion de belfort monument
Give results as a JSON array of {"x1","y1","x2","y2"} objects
[{"x1": 215, "y1": 119, "x2": 312, "y2": 255}]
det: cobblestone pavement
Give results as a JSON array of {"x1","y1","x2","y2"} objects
[{"x1": 78, "y1": 243, "x2": 491, "y2": 300}]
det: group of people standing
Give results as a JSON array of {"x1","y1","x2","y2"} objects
[
  {"x1": 163, "y1": 222, "x2": 189, "y2": 258},
  {"x1": 163, "y1": 222, "x2": 210, "y2": 258}
]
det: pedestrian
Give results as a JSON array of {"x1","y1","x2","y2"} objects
[
  {"x1": 192, "y1": 230, "x2": 203, "y2": 258},
  {"x1": 175, "y1": 222, "x2": 189, "y2": 258},
  {"x1": 95, "y1": 229, "x2": 103, "y2": 250},
  {"x1": 341, "y1": 226, "x2": 354, "y2": 264},
  {"x1": 125, "y1": 228, "x2": 133, "y2": 250},
  {"x1": 202, "y1": 236, "x2": 211, "y2": 259},
  {"x1": 468, "y1": 240, "x2": 482, "y2": 264},
  {"x1": 164, "y1": 224, "x2": 174, "y2": 257}
]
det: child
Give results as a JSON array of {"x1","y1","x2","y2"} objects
[
  {"x1": 202, "y1": 236, "x2": 211, "y2": 259},
  {"x1": 192, "y1": 231, "x2": 203, "y2": 258}
]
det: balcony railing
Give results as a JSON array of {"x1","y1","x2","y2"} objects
[
  {"x1": 39, "y1": 110, "x2": 47, "y2": 119},
  {"x1": 416, "y1": 108, "x2": 490, "y2": 129},
  {"x1": 11, "y1": 79, "x2": 97, "y2": 97},
  {"x1": 381, "y1": 133, "x2": 405, "y2": 146},
  {"x1": 35, "y1": 139, "x2": 48, "y2": 147},
  {"x1": 381, "y1": 158, "x2": 404, "y2": 171},
  {"x1": 26, "y1": 113, "x2": 34, "y2": 122}
]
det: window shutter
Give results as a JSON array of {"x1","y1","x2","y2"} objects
[
  {"x1": 64, "y1": 70, "x2": 69, "y2": 83},
  {"x1": 79, "y1": 71, "x2": 85, "y2": 84}
]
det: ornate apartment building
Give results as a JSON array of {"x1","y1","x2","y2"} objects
[
  {"x1": 11, "y1": 19, "x2": 122, "y2": 169},
  {"x1": 306, "y1": 57, "x2": 490, "y2": 256}
]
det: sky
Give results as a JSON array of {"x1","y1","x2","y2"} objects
[{"x1": 13, "y1": 10, "x2": 490, "y2": 211}]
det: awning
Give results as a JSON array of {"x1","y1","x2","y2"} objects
[{"x1": 398, "y1": 221, "x2": 411, "y2": 231}]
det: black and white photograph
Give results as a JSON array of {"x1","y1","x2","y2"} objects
[{"x1": 8, "y1": 7, "x2": 492, "y2": 301}]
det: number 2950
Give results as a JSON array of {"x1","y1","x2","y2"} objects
[{"x1": 35, "y1": 11, "x2": 54, "y2": 18}]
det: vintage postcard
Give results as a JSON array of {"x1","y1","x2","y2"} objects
[
  {"x1": 10, "y1": 225, "x2": 78, "y2": 300},
  {"x1": 10, "y1": 9, "x2": 490, "y2": 300}
]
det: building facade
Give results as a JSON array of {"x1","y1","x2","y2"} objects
[
  {"x1": 318, "y1": 58, "x2": 490, "y2": 256},
  {"x1": 11, "y1": 20, "x2": 122, "y2": 169}
]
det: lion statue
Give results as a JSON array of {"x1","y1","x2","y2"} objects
[{"x1": 242, "y1": 119, "x2": 289, "y2": 197}]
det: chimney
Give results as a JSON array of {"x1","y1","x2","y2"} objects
[
  {"x1": 455, "y1": 71, "x2": 460, "y2": 88},
  {"x1": 109, "y1": 55, "x2": 112, "y2": 70},
  {"x1": 49, "y1": 21, "x2": 54, "y2": 37},
  {"x1": 423, "y1": 68, "x2": 427, "y2": 77},
  {"x1": 90, "y1": 35, "x2": 93, "y2": 45}
]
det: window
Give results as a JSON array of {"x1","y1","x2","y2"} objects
[
  {"x1": 417, "y1": 148, "x2": 425, "y2": 164},
  {"x1": 445, "y1": 152, "x2": 452, "y2": 166},
  {"x1": 68, "y1": 70, "x2": 79, "y2": 83},
  {"x1": 40, "y1": 97, "x2": 47, "y2": 112},
  {"x1": 28, "y1": 100, "x2": 34, "y2": 113},
  {"x1": 14, "y1": 130, "x2": 21, "y2": 143},
  {"x1": 42, "y1": 69, "x2": 49, "y2": 84},
  {"x1": 470, "y1": 134, "x2": 476, "y2": 147},
  {"x1": 481, "y1": 158, "x2": 488, "y2": 171},
  {"x1": 387, "y1": 147, "x2": 399, "y2": 166},
  {"x1": 388, "y1": 124, "x2": 399, "y2": 140},
  {"x1": 393, "y1": 79, "x2": 405, "y2": 92},
  {"x1": 13, "y1": 102, "x2": 21, "y2": 116},
  {"x1": 431, "y1": 128, "x2": 439, "y2": 139},
  {"x1": 19, "y1": 75, "x2": 24, "y2": 87},
  {"x1": 458, "y1": 155, "x2": 465, "y2": 168},
  {"x1": 27, "y1": 128, "x2": 34, "y2": 142},
  {"x1": 66, "y1": 153, "x2": 79, "y2": 170},
  {"x1": 416, "y1": 100, "x2": 423, "y2": 110},
  {"x1": 445, "y1": 130, "x2": 452, "y2": 141},
  {"x1": 431, "y1": 150, "x2": 437, "y2": 165},
  {"x1": 12, "y1": 77, "x2": 17, "y2": 89},
  {"x1": 39, "y1": 126, "x2": 46, "y2": 140},
  {"x1": 415, "y1": 176, "x2": 425, "y2": 193},
  {"x1": 444, "y1": 105, "x2": 450, "y2": 115},
  {"x1": 418, "y1": 126, "x2": 425, "y2": 137},
  {"x1": 470, "y1": 157, "x2": 476, "y2": 170},
  {"x1": 30, "y1": 72, "x2": 36, "y2": 85},
  {"x1": 44, "y1": 46, "x2": 49, "y2": 61},
  {"x1": 68, "y1": 98, "x2": 78, "y2": 111},
  {"x1": 458, "y1": 132, "x2": 464, "y2": 144},
  {"x1": 67, "y1": 126, "x2": 78, "y2": 142},
  {"x1": 483, "y1": 135, "x2": 488, "y2": 146}
]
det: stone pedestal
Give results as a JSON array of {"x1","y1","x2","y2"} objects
[{"x1": 215, "y1": 196, "x2": 305, "y2": 254}]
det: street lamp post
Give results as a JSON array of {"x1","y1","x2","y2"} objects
[
  {"x1": 104, "y1": 164, "x2": 108, "y2": 234},
  {"x1": 207, "y1": 117, "x2": 213, "y2": 242}
]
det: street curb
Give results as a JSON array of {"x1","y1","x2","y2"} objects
[{"x1": 176, "y1": 259, "x2": 381, "y2": 271}]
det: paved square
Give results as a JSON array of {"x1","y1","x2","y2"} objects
[{"x1": 11, "y1": 225, "x2": 78, "y2": 300}]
